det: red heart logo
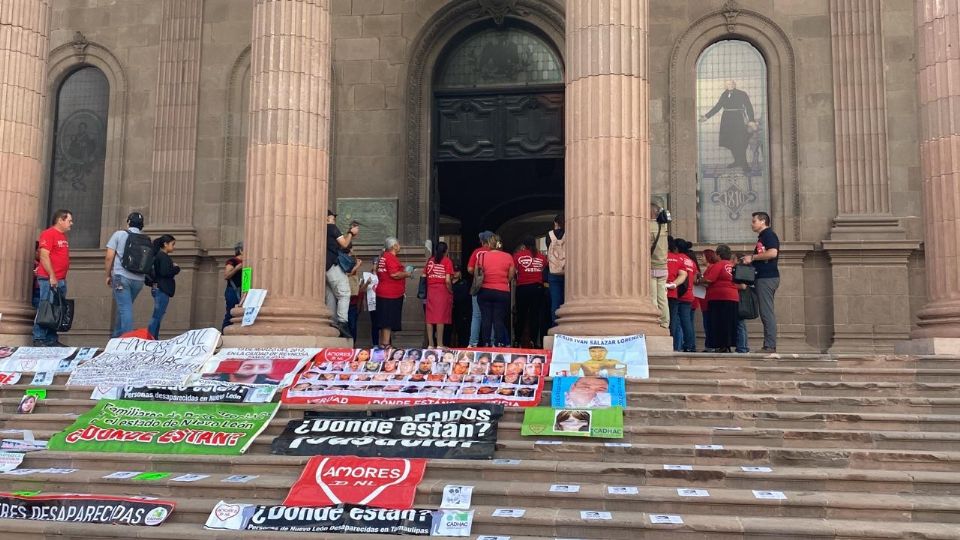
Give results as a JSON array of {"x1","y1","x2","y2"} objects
[
  {"x1": 21, "y1": 359, "x2": 37, "y2": 371},
  {"x1": 517, "y1": 256, "x2": 532, "y2": 268},
  {"x1": 214, "y1": 503, "x2": 241, "y2": 521}
]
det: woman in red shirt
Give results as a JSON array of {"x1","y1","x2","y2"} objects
[
  {"x1": 701, "y1": 244, "x2": 741, "y2": 353},
  {"x1": 513, "y1": 236, "x2": 547, "y2": 348},
  {"x1": 423, "y1": 241, "x2": 454, "y2": 348},
  {"x1": 476, "y1": 234, "x2": 516, "y2": 347},
  {"x1": 375, "y1": 237, "x2": 411, "y2": 348},
  {"x1": 666, "y1": 237, "x2": 690, "y2": 352}
]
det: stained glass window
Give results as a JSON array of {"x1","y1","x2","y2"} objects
[
  {"x1": 696, "y1": 40, "x2": 770, "y2": 243},
  {"x1": 48, "y1": 67, "x2": 109, "y2": 248},
  {"x1": 436, "y1": 27, "x2": 563, "y2": 89}
]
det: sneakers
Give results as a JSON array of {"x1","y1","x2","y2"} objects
[
  {"x1": 332, "y1": 320, "x2": 353, "y2": 339},
  {"x1": 760, "y1": 346, "x2": 777, "y2": 353}
]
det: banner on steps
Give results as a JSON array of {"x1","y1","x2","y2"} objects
[
  {"x1": 204, "y1": 501, "x2": 473, "y2": 536},
  {"x1": 0, "y1": 347, "x2": 77, "y2": 373},
  {"x1": 281, "y1": 348, "x2": 548, "y2": 407},
  {"x1": 283, "y1": 456, "x2": 426, "y2": 509},
  {"x1": 549, "y1": 334, "x2": 649, "y2": 379},
  {"x1": 0, "y1": 492, "x2": 175, "y2": 526},
  {"x1": 93, "y1": 383, "x2": 272, "y2": 403},
  {"x1": 47, "y1": 399, "x2": 278, "y2": 455},
  {"x1": 271, "y1": 404, "x2": 501, "y2": 459},
  {"x1": 551, "y1": 376, "x2": 627, "y2": 408},
  {"x1": 65, "y1": 328, "x2": 220, "y2": 388},
  {"x1": 521, "y1": 406, "x2": 624, "y2": 438}
]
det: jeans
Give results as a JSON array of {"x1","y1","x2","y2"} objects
[
  {"x1": 223, "y1": 286, "x2": 240, "y2": 329},
  {"x1": 755, "y1": 277, "x2": 780, "y2": 349},
  {"x1": 677, "y1": 301, "x2": 694, "y2": 351},
  {"x1": 325, "y1": 265, "x2": 351, "y2": 323},
  {"x1": 148, "y1": 288, "x2": 171, "y2": 339},
  {"x1": 347, "y1": 305, "x2": 359, "y2": 345},
  {"x1": 478, "y1": 288, "x2": 510, "y2": 347},
  {"x1": 111, "y1": 274, "x2": 144, "y2": 338},
  {"x1": 547, "y1": 273, "x2": 565, "y2": 327},
  {"x1": 33, "y1": 279, "x2": 66, "y2": 344},
  {"x1": 684, "y1": 303, "x2": 696, "y2": 351},
  {"x1": 469, "y1": 296, "x2": 482, "y2": 346},
  {"x1": 736, "y1": 319, "x2": 750, "y2": 353},
  {"x1": 668, "y1": 298, "x2": 682, "y2": 351}
]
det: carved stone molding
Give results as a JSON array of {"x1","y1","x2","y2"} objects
[
  {"x1": 71, "y1": 31, "x2": 89, "y2": 61},
  {"x1": 721, "y1": 0, "x2": 742, "y2": 32},
  {"x1": 472, "y1": 0, "x2": 529, "y2": 25}
]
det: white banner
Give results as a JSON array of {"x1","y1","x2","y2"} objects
[{"x1": 0, "y1": 347, "x2": 76, "y2": 373}]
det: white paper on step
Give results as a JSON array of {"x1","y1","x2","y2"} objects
[
  {"x1": 221, "y1": 474, "x2": 259, "y2": 483},
  {"x1": 694, "y1": 444, "x2": 724, "y2": 450},
  {"x1": 607, "y1": 486, "x2": 639, "y2": 495},
  {"x1": 492, "y1": 508, "x2": 525, "y2": 518},
  {"x1": 663, "y1": 464, "x2": 693, "y2": 471},
  {"x1": 580, "y1": 511, "x2": 612, "y2": 520},
  {"x1": 172, "y1": 473, "x2": 210, "y2": 482},
  {"x1": 753, "y1": 490, "x2": 787, "y2": 500},
  {"x1": 549, "y1": 484, "x2": 580, "y2": 493},
  {"x1": 103, "y1": 471, "x2": 141, "y2": 479},
  {"x1": 741, "y1": 466, "x2": 772, "y2": 473},
  {"x1": 440, "y1": 485, "x2": 473, "y2": 509},
  {"x1": 677, "y1": 488, "x2": 710, "y2": 497},
  {"x1": 650, "y1": 514, "x2": 684, "y2": 524}
]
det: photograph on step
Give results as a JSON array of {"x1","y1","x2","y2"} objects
[
  {"x1": 549, "y1": 334, "x2": 649, "y2": 379},
  {"x1": 551, "y1": 376, "x2": 627, "y2": 408}
]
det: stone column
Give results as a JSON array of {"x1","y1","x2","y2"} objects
[
  {"x1": 224, "y1": 0, "x2": 340, "y2": 344},
  {"x1": 907, "y1": 0, "x2": 960, "y2": 349},
  {"x1": 823, "y1": 0, "x2": 919, "y2": 353},
  {"x1": 551, "y1": 0, "x2": 667, "y2": 340},
  {"x1": 0, "y1": 0, "x2": 51, "y2": 343},
  {"x1": 148, "y1": 0, "x2": 204, "y2": 247}
]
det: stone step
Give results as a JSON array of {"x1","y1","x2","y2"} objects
[
  {"x1": 649, "y1": 365, "x2": 960, "y2": 383},
  {"x1": 546, "y1": 379, "x2": 960, "y2": 398}
]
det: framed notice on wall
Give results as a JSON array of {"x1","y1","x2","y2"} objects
[{"x1": 335, "y1": 198, "x2": 398, "y2": 246}]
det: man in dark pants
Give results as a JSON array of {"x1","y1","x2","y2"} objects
[
  {"x1": 741, "y1": 211, "x2": 779, "y2": 352},
  {"x1": 699, "y1": 79, "x2": 755, "y2": 169}
]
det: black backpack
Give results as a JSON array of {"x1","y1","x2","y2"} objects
[{"x1": 121, "y1": 231, "x2": 154, "y2": 274}]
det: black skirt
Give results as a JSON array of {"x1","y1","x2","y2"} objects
[
  {"x1": 376, "y1": 296, "x2": 404, "y2": 331},
  {"x1": 707, "y1": 300, "x2": 739, "y2": 349}
]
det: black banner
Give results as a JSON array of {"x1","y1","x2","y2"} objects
[
  {"x1": 272, "y1": 404, "x2": 502, "y2": 459},
  {"x1": 117, "y1": 384, "x2": 258, "y2": 403},
  {"x1": 0, "y1": 493, "x2": 175, "y2": 526}
]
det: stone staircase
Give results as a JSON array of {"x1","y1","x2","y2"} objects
[{"x1": 1, "y1": 352, "x2": 959, "y2": 539}]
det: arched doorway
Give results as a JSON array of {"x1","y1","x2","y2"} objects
[{"x1": 431, "y1": 21, "x2": 564, "y2": 267}]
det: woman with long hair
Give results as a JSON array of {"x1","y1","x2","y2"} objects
[
  {"x1": 423, "y1": 241, "x2": 454, "y2": 348},
  {"x1": 701, "y1": 244, "x2": 740, "y2": 352},
  {"x1": 513, "y1": 235, "x2": 548, "y2": 347},
  {"x1": 476, "y1": 234, "x2": 516, "y2": 347},
  {"x1": 148, "y1": 234, "x2": 178, "y2": 339},
  {"x1": 699, "y1": 248, "x2": 719, "y2": 351},
  {"x1": 676, "y1": 238, "x2": 699, "y2": 352}
]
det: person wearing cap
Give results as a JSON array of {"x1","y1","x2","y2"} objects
[
  {"x1": 325, "y1": 210, "x2": 359, "y2": 338},
  {"x1": 466, "y1": 230, "x2": 496, "y2": 347},
  {"x1": 222, "y1": 241, "x2": 244, "y2": 330},
  {"x1": 105, "y1": 211, "x2": 148, "y2": 337}
]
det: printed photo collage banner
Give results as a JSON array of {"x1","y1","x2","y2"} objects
[
  {"x1": 0, "y1": 346, "x2": 98, "y2": 385},
  {"x1": 282, "y1": 348, "x2": 550, "y2": 407}
]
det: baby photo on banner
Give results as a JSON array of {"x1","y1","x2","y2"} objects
[{"x1": 549, "y1": 335, "x2": 649, "y2": 379}]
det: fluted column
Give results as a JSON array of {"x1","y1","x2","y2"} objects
[
  {"x1": 148, "y1": 0, "x2": 203, "y2": 246},
  {"x1": 225, "y1": 0, "x2": 338, "y2": 339},
  {"x1": 552, "y1": 0, "x2": 666, "y2": 337},
  {"x1": 913, "y1": 0, "x2": 960, "y2": 339},
  {"x1": 0, "y1": 0, "x2": 51, "y2": 341}
]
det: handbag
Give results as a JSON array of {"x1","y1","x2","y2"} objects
[
  {"x1": 337, "y1": 252, "x2": 357, "y2": 273},
  {"x1": 416, "y1": 276, "x2": 428, "y2": 299},
  {"x1": 35, "y1": 288, "x2": 75, "y2": 332},
  {"x1": 732, "y1": 263, "x2": 756, "y2": 285},
  {"x1": 738, "y1": 287, "x2": 759, "y2": 320},
  {"x1": 469, "y1": 253, "x2": 485, "y2": 296}
]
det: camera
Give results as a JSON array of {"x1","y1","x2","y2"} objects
[{"x1": 656, "y1": 208, "x2": 672, "y2": 225}]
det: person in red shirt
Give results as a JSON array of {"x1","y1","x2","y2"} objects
[
  {"x1": 466, "y1": 230, "x2": 494, "y2": 346},
  {"x1": 666, "y1": 237, "x2": 690, "y2": 352},
  {"x1": 677, "y1": 238, "x2": 700, "y2": 352},
  {"x1": 513, "y1": 236, "x2": 547, "y2": 348},
  {"x1": 423, "y1": 241, "x2": 454, "y2": 348},
  {"x1": 701, "y1": 244, "x2": 743, "y2": 353},
  {"x1": 375, "y1": 237, "x2": 411, "y2": 348},
  {"x1": 33, "y1": 209, "x2": 73, "y2": 346},
  {"x1": 699, "y1": 248, "x2": 719, "y2": 351},
  {"x1": 476, "y1": 234, "x2": 516, "y2": 347}
]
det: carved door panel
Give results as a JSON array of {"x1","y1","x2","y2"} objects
[
  {"x1": 502, "y1": 93, "x2": 563, "y2": 159},
  {"x1": 435, "y1": 96, "x2": 499, "y2": 161}
]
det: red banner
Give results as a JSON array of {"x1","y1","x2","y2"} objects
[{"x1": 283, "y1": 456, "x2": 426, "y2": 509}]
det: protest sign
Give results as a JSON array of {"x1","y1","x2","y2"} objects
[
  {"x1": 66, "y1": 328, "x2": 220, "y2": 388},
  {"x1": 200, "y1": 348, "x2": 316, "y2": 386},
  {"x1": 0, "y1": 452, "x2": 24, "y2": 472},
  {"x1": 521, "y1": 407, "x2": 624, "y2": 438},
  {"x1": 241, "y1": 289, "x2": 266, "y2": 326},
  {"x1": 94, "y1": 384, "x2": 273, "y2": 404},
  {"x1": 0, "y1": 492, "x2": 174, "y2": 526},
  {"x1": 272, "y1": 404, "x2": 501, "y2": 459},
  {"x1": 282, "y1": 348, "x2": 548, "y2": 407},
  {"x1": 0, "y1": 347, "x2": 76, "y2": 373},
  {"x1": 549, "y1": 334, "x2": 649, "y2": 378},
  {"x1": 204, "y1": 502, "x2": 472, "y2": 537},
  {"x1": 48, "y1": 399, "x2": 278, "y2": 455},
  {"x1": 550, "y1": 376, "x2": 626, "y2": 408},
  {"x1": 0, "y1": 372, "x2": 22, "y2": 385},
  {"x1": 284, "y1": 456, "x2": 426, "y2": 509}
]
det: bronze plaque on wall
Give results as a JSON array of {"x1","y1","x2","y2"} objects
[{"x1": 335, "y1": 198, "x2": 398, "y2": 246}]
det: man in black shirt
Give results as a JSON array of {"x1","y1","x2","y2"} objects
[
  {"x1": 325, "y1": 210, "x2": 359, "y2": 337},
  {"x1": 741, "y1": 211, "x2": 780, "y2": 352}
]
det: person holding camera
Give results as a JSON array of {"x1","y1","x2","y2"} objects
[{"x1": 650, "y1": 199, "x2": 670, "y2": 329}]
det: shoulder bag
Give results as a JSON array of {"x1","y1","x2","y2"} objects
[{"x1": 469, "y1": 252, "x2": 485, "y2": 296}]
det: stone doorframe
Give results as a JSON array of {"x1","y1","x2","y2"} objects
[
  {"x1": 401, "y1": 0, "x2": 565, "y2": 245},
  {"x1": 668, "y1": 5, "x2": 801, "y2": 242}
]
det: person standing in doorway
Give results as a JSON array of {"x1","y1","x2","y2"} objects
[
  {"x1": 467, "y1": 230, "x2": 494, "y2": 346},
  {"x1": 476, "y1": 234, "x2": 515, "y2": 347},
  {"x1": 545, "y1": 214, "x2": 565, "y2": 327},
  {"x1": 741, "y1": 211, "x2": 780, "y2": 352},
  {"x1": 376, "y1": 237, "x2": 411, "y2": 348},
  {"x1": 105, "y1": 212, "x2": 148, "y2": 337},
  {"x1": 325, "y1": 211, "x2": 358, "y2": 338},
  {"x1": 148, "y1": 235, "x2": 179, "y2": 339},
  {"x1": 514, "y1": 235, "x2": 548, "y2": 347},
  {"x1": 424, "y1": 241, "x2": 454, "y2": 348},
  {"x1": 222, "y1": 242, "x2": 243, "y2": 330},
  {"x1": 33, "y1": 209, "x2": 73, "y2": 346}
]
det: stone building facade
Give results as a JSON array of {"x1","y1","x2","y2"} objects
[{"x1": 0, "y1": 0, "x2": 956, "y2": 353}]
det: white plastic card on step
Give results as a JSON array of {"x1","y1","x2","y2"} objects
[
  {"x1": 476, "y1": 537, "x2": 511, "y2": 540},
  {"x1": 753, "y1": 490, "x2": 787, "y2": 500},
  {"x1": 549, "y1": 484, "x2": 580, "y2": 493},
  {"x1": 650, "y1": 514, "x2": 684, "y2": 524},
  {"x1": 741, "y1": 466, "x2": 773, "y2": 473},
  {"x1": 604, "y1": 442, "x2": 632, "y2": 447},
  {"x1": 712, "y1": 426, "x2": 742, "y2": 431},
  {"x1": 535, "y1": 440, "x2": 563, "y2": 445},
  {"x1": 441, "y1": 485, "x2": 474, "y2": 509},
  {"x1": 677, "y1": 488, "x2": 710, "y2": 497},
  {"x1": 607, "y1": 486, "x2": 639, "y2": 495},
  {"x1": 694, "y1": 444, "x2": 724, "y2": 450},
  {"x1": 221, "y1": 474, "x2": 259, "y2": 483},
  {"x1": 172, "y1": 473, "x2": 210, "y2": 482},
  {"x1": 42, "y1": 468, "x2": 77, "y2": 474},
  {"x1": 103, "y1": 471, "x2": 141, "y2": 479},
  {"x1": 580, "y1": 511, "x2": 612, "y2": 520},
  {"x1": 663, "y1": 464, "x2": 693, "y2": 471},
  {"x1": 492, "y1": 508, "x2": 526, "y2": 518},
  {"x1": 30, "y1": 372, "x2": 53, "y2": 386},
  {"x1": 492, "y1": 459, "x2": 521, "y2": 465}
]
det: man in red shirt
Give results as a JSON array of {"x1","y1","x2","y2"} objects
[
  {"x1": 375, "y1": 237, "x2": 411, "y2": 348},
  {"x1": 33, "y1": 209, "x2": 73, "y2": 346}
]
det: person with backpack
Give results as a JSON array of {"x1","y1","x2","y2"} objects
[
  {"x1": 105, "y1": 212, "x2": 151, "y2": 337},
  {"x1": 546, "y1": 214, "x2": 565, "y2": 327},
  {"x1": 147, "y1": 235, "x2": 179, "y2": 339}
]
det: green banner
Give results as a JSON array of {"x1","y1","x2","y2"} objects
[
  {"x1": 521, "y1": 407, "x2": 623, "y2": 439},
  {"x1": 48, "y1": 400, "x2": 278, "y2": 455}
]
